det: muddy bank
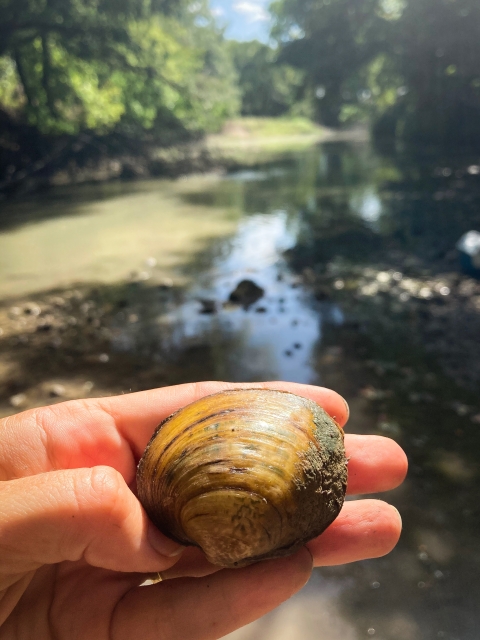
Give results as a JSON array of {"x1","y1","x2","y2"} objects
[
  {"x1": 0, "y1": 115, "x2": 333, "y2": 200},
  {"x1": 288, "y1": 249, "x2": 480, "y2": 394},
  {"x1": 0, "y1": 281, "x2": 187, "y2": 417}
]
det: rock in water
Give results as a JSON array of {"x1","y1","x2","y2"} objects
[{"x1": 229, "y1": 280, "x2": 265, "y2": 309}]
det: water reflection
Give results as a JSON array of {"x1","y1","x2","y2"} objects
[
  {"x1": 103, "y1": 207, "x2": 340, "y2": 384},
  {"x1": 166, "y1": 211, "x2": 324, "y2": 383}
]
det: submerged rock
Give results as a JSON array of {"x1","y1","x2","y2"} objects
[
  {"x1": 198, "y1": 299, "x2": 217, "y2": 314},
  {"x1": 228, "y1": 280, "x2": 265, "y2": 309},
  {"x1": 10, "y1": 393, "x2": 27, "y2": 408}
]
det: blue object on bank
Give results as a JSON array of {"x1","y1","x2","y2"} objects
[{"x1": 457, "y1": 230, "x2": 480, "y2": 278}]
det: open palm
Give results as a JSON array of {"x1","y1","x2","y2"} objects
[{"x1": 0, "y1": 381, "x2": 407, "y2": 640}]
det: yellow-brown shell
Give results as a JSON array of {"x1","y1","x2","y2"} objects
[{"x1": 137, "y1": 389, "x2": 347, "y2": 568}]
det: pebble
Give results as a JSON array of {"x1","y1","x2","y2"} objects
[
  {"x1": 378, "y1": 420, "x2": 401, "y2": 436},
  {"x1": 37, "y1": 322, "x2": 52, "y2": 332},
  {"x1": 361, "y1": 386, "x2": 390, "y2": 401},
  {"x1": 198, "y1": 300, "x2": 216, "y2": 315},
  {"x1": 376, "y1": 271, "x2": 391, "y2": 283},
  {"x1": 450, "y1": 401, "x2": 471, "y2": 416},
  {"x1": 10, "y1": 393, "x2": 27, "y2": 408},
  {"x1": 24, "y1": 303, "x2": 41, "y2": 316},
  {"x1": 49, "y1": 384, "x2": 66, "y2": 398}
]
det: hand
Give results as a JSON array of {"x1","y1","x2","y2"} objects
[{"x1": 0, "y1": 381, "x2": 407, "y2": 640}]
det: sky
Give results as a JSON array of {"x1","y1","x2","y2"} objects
[{"x1": 209, "y1": 0, "x2": 273, "y2": 42}]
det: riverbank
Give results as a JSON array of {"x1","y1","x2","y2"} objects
[
  {"x1": 0, "y1": 117, "x2": 334, "y2": 199},
  {"x1": 3, "y1": 242, "x2": 480, "y2": 431}
]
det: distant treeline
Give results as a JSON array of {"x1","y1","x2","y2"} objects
[
  {"x1": 1, "y1": 0, "x2": 479, "y2": 190},
  {"x1": 272, "y1": 0, "x2": 480, "y2": 148}
]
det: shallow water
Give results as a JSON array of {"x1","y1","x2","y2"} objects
[{"x1": 2, "y1": 141, "x2": 480, "y2": 640}]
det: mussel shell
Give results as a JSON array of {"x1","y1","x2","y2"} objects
[{"x1": 137, "y1": 389, "x2": 347, "y2": 568}]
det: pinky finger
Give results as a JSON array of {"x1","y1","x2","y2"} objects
[{"x1": 307, "y1": 499, "x2": 402, "y2": 567}]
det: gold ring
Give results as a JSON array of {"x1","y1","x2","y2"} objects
[
  {"x1": 141, "y1": 572, "x2": 163, "y2": 586},
  {"x1": 150, "y1": 572, "x2": 163, "y2": 584}
]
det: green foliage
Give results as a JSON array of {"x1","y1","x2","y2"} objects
[
  {"x1": 228, "y1": 40, "x2": 307, "y2": 118},
  {"x1": 0, "y1": 0, "x2": 239, "y2": 137},
  {"x1": 0, "y1": 56, "x2": 25, "y2": 112},
  {"x1": 271, "y1": 0, "x2": 386, "y2": 126},
  {"x1": 272, "y1": 0, "x2": 480, "y2": 145}
]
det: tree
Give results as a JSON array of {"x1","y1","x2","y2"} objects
[
  {"x1": 272, "y1": 0, "x2": 480, "y2": 146},
  {"x1": 228, "y1": 40, "x2": 305, "y2": 117},
  {"x1": 271, "y1": 0, "x2": 387, "y2": 127},
  {"x1": 0, "y1": 0, "x2": 239, "y2": 136}
]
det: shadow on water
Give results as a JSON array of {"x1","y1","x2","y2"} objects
[{"x1": 2, "y1": 140, "x2": 480, "y2": 639}]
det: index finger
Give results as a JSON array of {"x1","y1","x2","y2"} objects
[
  {"x1": 99, "y1": 380, "x2": 350, "y2": 458},
  {"x1": 0, "y1": 381, "x2": 348, "y2": 481}
]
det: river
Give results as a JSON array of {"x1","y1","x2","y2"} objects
[{"x1": 1, "y1": 139, "x2": 480, "y2": 640}]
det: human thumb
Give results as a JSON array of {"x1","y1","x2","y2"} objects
[{"x1": 0, "y1": 466, "x2": 184, "y2": 580}]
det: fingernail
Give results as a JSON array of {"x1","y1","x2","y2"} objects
[
  {"x1": 343, "y1": 397, "x2": 350, "y2": 422},
  {"x1": 297, "y1": 547, "x2": 314, "y2": 587},
  {"x1": 392, "y1": 506, "x2": 403, "y2": 529},
  {"x1": 147, "y1": 522, "x2": 185, "y2": 558},
  {"x1": 303, "y1": 545, "x2": 314, "y2": 566}
]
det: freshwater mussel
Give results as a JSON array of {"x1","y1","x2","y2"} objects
[{"x1": 137, "y1": 389, "x2": 348, "y2": 568}]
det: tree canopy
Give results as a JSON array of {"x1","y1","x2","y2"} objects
[
  {"x1": 2, "y1": 0, "x2": 480, "y2": 157},
  {"x1": 228, "y1": 40, "x2": 307, "y2": 118},
  {"x1": 0, "y1": 0, "x2": 239, "y2": 136},
  {"x1": 272, "y1": 0, "x2": 480, "y2": 145}
]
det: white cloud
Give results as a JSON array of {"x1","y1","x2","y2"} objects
[
  {"x1": 211, "y1": 7, "x2": 225, "y2": 17},
  {"x1": 233, "y1": 1, "x2": 270, "y2": 23}
]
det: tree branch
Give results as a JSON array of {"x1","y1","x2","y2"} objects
[
  {"x1": 41, "y1": 33, "x2": 58, "y2": 117},
  {"x1": 12, "y1": 48, "x2": 34, "y2": 109}
]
